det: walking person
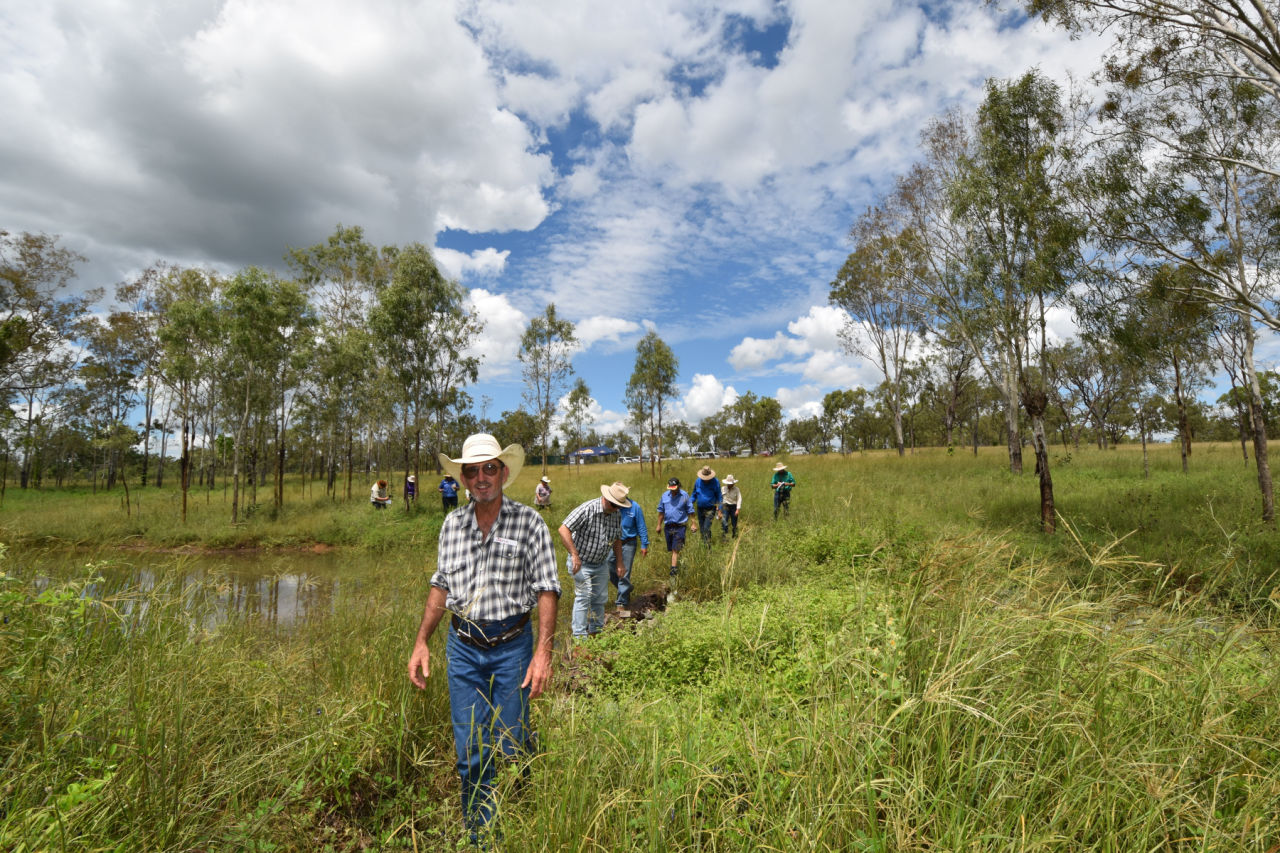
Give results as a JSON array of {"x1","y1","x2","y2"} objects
[
  {"x1": 439, "y1": 473, "x2": 459, "y2": 513},
  {"x1": 534, "y1": 475, "x2": 552, "y2": 511},
  {"x1": 558, "y1": 482, "x2": 631, "y2": 638},
  {"x1": 656, "y1": 477, "x2": 693, "y2": 577},
  {"x1": 613, "y1": 490, "x2": 649, "y2": 610},
  {"x1": 691, "y1": 465, "x2": 722, "y2": 549},
  {"x1": 720, "y1": 474, "x2": 741, "y2": 539},
  {"x1": 407, "y1": 434, "x2": 559, "y2": 847},
  {"x1": 404, "y1": 474, "x2": 417, "y2": 504},
  {"x1": 770, "y1": 462, "x2": 796, "y2": 520}
]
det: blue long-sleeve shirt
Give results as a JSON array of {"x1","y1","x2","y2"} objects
[
  {"x1": 691, "y1": 476, "x2": 722, "y2": 509},
  {"x1": 618, "y1": 501, "x2": 649, "y2": 547},
  {"x1": 656, "y1": 489, "x2": 692, "y2": 525}
]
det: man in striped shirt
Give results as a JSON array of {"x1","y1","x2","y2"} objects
[
  {"x1": 558, "y1": 481, "x2": 631, "y2": 637},
  {"x1": 407, "y1": 434, "x2": 559, "y2": 846}
]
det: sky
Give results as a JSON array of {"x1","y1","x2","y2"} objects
[{"x1": 1, "y1": 0, "x2": 1117, "y2": 441}]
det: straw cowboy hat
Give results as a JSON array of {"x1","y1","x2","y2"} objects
[
  {"x1": 697, "y1": 465, "x2": 716, "y2": 480},
  {"x1": 540, "y1": 475, "x2": 551, "y2": 484},
  {"x1": 407, "y1": 475, "x2": 416, "y2": 483},
  {"x1": 772, "y1": 462, "x2": 788, "y2": 471},
  {"x1": 723, "y1": 474, "x2": 737, "y2": 485},
  {"x1": 438, "y1": 434, "x2": 525, "y2": 484},
  {"x1": 600, "y1": 481, "x2": 632, "y2": 508}
]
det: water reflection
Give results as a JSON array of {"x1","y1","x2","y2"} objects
[{"x1": 22, "y1": 549, "x2": 365, "y2": 628}]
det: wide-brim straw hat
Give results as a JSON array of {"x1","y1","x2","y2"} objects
[
  {"x1": 540, "y1": 475, "x2": 551, "y2": 484},
  {"x1": 407, "y1": 475, "x2": 416, "y2": 482},
  {"x1": 600, "y1": 481, "x2": 632, "y2": 508},
  {"x1": 723, "y1": 474, "x2": 737, "y2": 485},
  {"x1": 697, "y1": 466, "x2": 716, "y2": 480},
  {"x1": 773, "y1": 462, "x2": 788, "y2": 471},
  {"x1": 438, "y1": 434, "x2": 525, "y2": 485}
]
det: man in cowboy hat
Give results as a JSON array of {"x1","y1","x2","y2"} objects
[
  {"x1": 720, "y1": 474, "x2": 742, "y2": 539},
  {"x1": 438, "y1": 472, "x2": 459, "y2": 513},
  {"x1": 534, "y1": 474, "x2": 552, "y2": 510},
  {"x1": 656, "y1": 476, "x2": 693, "y2": 576},
  {"x1": 690, "y1": 465, "x2": 722, "y2": 549},
  {"x1": 558, "y1": 482, "x2": 631, "y2": 637},
  {"x1": 770, "y1": 462, "x2": 796, "y2": 520},
  {"x1": 407, "y1": 434, "x2": 559, "y2": 845}
]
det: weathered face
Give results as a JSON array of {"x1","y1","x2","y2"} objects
[{"x1": 461, "y1": 459, "x2": 507, "y2": 505}]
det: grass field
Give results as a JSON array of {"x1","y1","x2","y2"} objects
[{"x1": 2, "y1": 444, "x2": 1278, "y2": 850}]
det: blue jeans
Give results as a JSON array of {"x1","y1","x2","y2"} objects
[
  {"x1": 570, "y1": 556, "x2": 610, "y2": 636},
  {"x1": 612, "y1": 539, "x2": 637, "y2": 607},
  {"x1": 696, "y1": 504, "x2": 716, "y2": 546},
  {"x1": 773, "y1": 488, "x2": 791, "y2": 519},
  {"x1": 720, "y1": 503, "x2": 738, "y2": 536},
  {"x1": 445, "y1": 619, "x2": 532, "y2": 842}
]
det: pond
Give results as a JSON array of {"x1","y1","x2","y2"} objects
[{"x1": 8, "y1": 547, "x2": 407, "y2": 628}]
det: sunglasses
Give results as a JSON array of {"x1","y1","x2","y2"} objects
[{"x1": 461, "y1": 462, "x2": 502, "y2": 478}]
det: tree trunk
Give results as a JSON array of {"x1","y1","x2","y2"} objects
[
  {"x1": 1022, "y1": 388, "x2": 1055, "y2": 534},
  {"x1": 1172, "y1": 355, "x2": 1190, "y2": 474},
  {"x1": 1243, "y1": 325, "x2": 1275, "y2": 524},
  {"x1": 1003, "y1": 358, "x2": 1022, "y2": 474}
]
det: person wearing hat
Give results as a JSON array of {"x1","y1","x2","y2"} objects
[
  {"x1": 691, "y1": 465, "x2": 722, "y2": 549},
  {"x1": 438, "y1": 473, "x2": 459, "y2": 513},
  {"x1": 770, "y1": 462, "x2": 796, "y2": 520},
  {"x1": 407, "y1": 434, "x2": 560, "y2": 846},
  {"x1": 720, "y1": 474, "x2": 742, "y2": 539},
  {"x1": 613, "y1": 490, "x2": 649, "y2": 611},
  {"x1": 404, "y1": 474, "x2": 417, "y2": 504},
  {"x1": 656, "y1": 477, "x2": 693, "y2": 576},
  {"x1": 558, "y1": 482, "x2": 631, "y2": 637},
  {"x1": 534, "y1": 475, "x2": 552, "y2": 510}
]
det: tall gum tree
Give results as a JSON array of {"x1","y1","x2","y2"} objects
[
  {"x1": 950, "y1": 71, "x2": 1086, "y2": 533},
  {"x1": 519, "y1": 304, "x2": 576, "y2": 473},
  {"x1": 625, "y1": 331, "x2": 678, "y2": 475}
]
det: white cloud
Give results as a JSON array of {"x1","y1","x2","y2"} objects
[
  {"x1": 466, "y1": 288, "x2": 527, "y2": 380},
  {"x1": 681, "y1": 373, "x2": 738, "y2": 423},
  {"x1": 434, "y1": 247, "x2": 510, "y2": 281},
  {"x1": 776, "y1": 383, "x2": 825, "y2": 420},
  {"x1": 575, "y1": 315, "x2": 642, "y2": 350}
]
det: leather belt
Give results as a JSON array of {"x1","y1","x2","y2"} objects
[{"x1": 451, "y1": 612, "x2": 530, "y2": 649}]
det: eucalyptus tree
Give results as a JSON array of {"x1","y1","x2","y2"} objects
[
  {"x1": 625, "y1": 330, "x2": 678, "y2": 475},
  {"x1": 370, "y1": 244, "x2": 482, "y2": 481},
  {"x1": 893, "y1": 112, "x2": 1027, "y2": 473},
  {"x1": 155, "y1": 266, "x2": 222, "y2": 522},
  {"x1": 115, "y1": 265, "x2": 171, "y2": 486},
  {"x1": 1088, "y1": 67, "x2": 1280, "y2": 520},
  {"x1": 80, "y1": 312, "x2": 147, "y2": 489},
  {"x1": 560, "y1": 377, "x2": 594, "y2": 462},
  {"x1": 519, "y1": 304, "x2": 576, "y2": 473},
  {"x1": 287, "y1": 225, "x2": 393, "y2": 498},
  {"x1": 919, "y1": 341, "x2": 975, "y2": 449},
  {"x1": 822, "y1": 388, "x2": 861, "y2": 454},
  {"x1": 221, "y1": 266, "x2": 312, "y2": 521},
  {"x1": 724, "y1": 392, "x2": 783, "y2": 456},
  {"x1": 831, "y1": 207, "x2": 927, "y2": 456},
  {"x1": 1, "y1": 231, "x2": 99, "y2": 488},
  {"x1": 1030, "y1": 0, "x2": 1280, "y2": 151}
]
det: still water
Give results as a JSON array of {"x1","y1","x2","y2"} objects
[{"x1": 14, "y1": 547, "x2": 401, "y2": 628}]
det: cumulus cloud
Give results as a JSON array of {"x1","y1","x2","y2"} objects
[
  {"x1": 434, "y1": 247, "x2": 510, "y2": 281},
  {"x1": 575, "y1": 315, "x2": 642, "y2": 350},
  {"x1": 466, "y1": 288, "x2": 527, "y2": 380},
  {"x1": 681, "y1": 373, "x2": 738, "y2": 423}
]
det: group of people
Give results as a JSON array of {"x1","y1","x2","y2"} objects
[{"x1": 406, "y1": 433, "x2": 799, "y2": 847}]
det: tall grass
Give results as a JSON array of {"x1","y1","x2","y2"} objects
[{"x1": 3, "y1": 446, "x2": 1279, "y2": 850}]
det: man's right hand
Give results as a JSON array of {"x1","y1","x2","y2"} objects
[{"x1": 408, "y1": 643, "x2": 431, "y2": 689}]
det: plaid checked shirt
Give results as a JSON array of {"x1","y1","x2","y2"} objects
[
  {"x1": 560, "y1": 497, "x2": 623, "y2": 565},
  {"x1": 430, "y1": 495, "x2": 560, "y2": 622}
]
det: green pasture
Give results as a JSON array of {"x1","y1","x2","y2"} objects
[{"x1": 2, "y1": 444, "x2": 1278, "y2": 850}]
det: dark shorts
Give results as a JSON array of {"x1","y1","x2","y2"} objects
[{"x1": 664, "y1": 523, "x2": 687, "y2": 552}]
